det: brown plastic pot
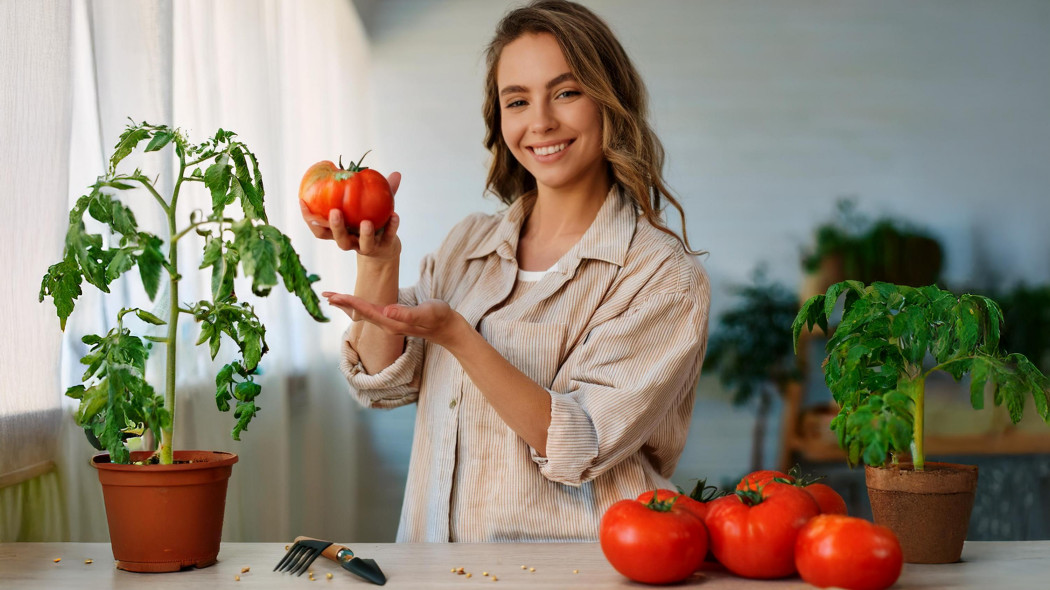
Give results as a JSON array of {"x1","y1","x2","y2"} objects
[
  {"x1": 92, "y1": 450, "x2": 238, "y2": 572},
  {"x1": 865, "y1": 461, "x2": 978, "y2": 564}
]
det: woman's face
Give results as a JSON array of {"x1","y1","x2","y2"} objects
[{"x1": 496, "y1": 33, "x2": 606, "y2": 196}]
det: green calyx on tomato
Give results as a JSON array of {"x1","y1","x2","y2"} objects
[
  {"x1": 687, "y1": 478, "x2": 726, "y2": 503},
  {"x1": 641, "y1": 490, "x2": 680, "y2": 512},
  {"x1": 335, "y1": 151, "x2": 372, "y2": 180}
]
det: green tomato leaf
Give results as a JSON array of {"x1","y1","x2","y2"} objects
[
  {"x1": 231, "y1": 399, "x2": 258, "y2": 441},
  {"x1": 144, "y1": 130, "x2": 174, "y2": 152},
  {"x1": 204, "y1": 153, "x2": 232, "y2": 214},
  {"x1": 137, "y1": 233, "x2": 165, "y2": 301},
  {"x1": 134, "y1": 309, "x2": 166, "y2": 326},
  {"x1": 39, "y1": 255, "x2": 83, "y2": 331},
  {"x1": 110, "y1": 125, "x2": 151, "y2": 173}
]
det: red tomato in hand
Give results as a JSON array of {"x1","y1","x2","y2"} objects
[
  {"x1": 795, "y1": 514, "x2": 903, "y2": 590},
  {"x1": 299, "y1": 152, "x2": 393, "y2": 232},
  {"x1": 705, "y1": 481, "x2": 820, "y2": 579},
  {"x1": 600, "y1": 495, "x2": 708, "y2": 584}
]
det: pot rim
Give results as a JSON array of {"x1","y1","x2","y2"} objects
[
  {"x1": 91, "y1": 450, "x2": 238, "y2": 472},
  {"x1": 864, "y1": 461, "x2": 978, "y2": 494}
]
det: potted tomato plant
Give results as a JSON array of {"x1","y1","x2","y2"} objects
[
  {"x1": 39, "y1": 120, "x2": 327, "y2": 571},
  {"x1": 792, "y1": 281, "x2": 1050, "y2": 563}
]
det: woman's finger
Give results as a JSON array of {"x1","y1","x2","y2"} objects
[
  {"x1": 329, "y1": 210, "x2": 357, "y2": 251},
  {"x1": 380, "y1": 213, "x2": 400, "y2": 246},
  {"x1": 325, "y1": 293, "x2": 415, "y2": 334},
  {"x1": 387, "y1": 171, "x2": 402, "y2": 197},
  {"x1": 301, "y1": 200, "x2": 333, "y2": 239},
  {"x1": 358, "y1": 220, "x2": 376, "y2": 253}
]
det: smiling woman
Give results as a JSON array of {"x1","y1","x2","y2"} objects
[{"x1": 311, "y1": 0, "x2": 710, "y2": 543}]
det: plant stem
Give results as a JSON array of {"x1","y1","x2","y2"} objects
[
  {"x1": 159, "y1": 150, "x2": 188, "y2": 465},
  {"x1": 912, "y1": 377, "x2": 926, "y2": 471}
]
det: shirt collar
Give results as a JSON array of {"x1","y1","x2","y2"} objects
[{"x1": 465, "y1": 185, "x2": 636, "y2": 269}]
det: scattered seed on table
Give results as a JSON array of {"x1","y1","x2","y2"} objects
[
  {"x1": 326, "y1": 572, "x2": 333, "y2": 580},
  {"x1": 241, "y1": 566, "x2": 250, "y2": 574},
  {"x1": 483, "y1": 571, "x2": 489, "y2": 576},
  {"x1": 234, "y1": 575, "x2": 241, "y2": 581},
  {"x1": 53, "y1": 558, "x2": 61, "y2": 563},
  {"x1": 520, "y1": 565, "x2": 527, "y2": 570},
  {"x1": 466, "y1": 573, "x2": 473, "y2": 579},
  {"x1": 491, "y1": 576, "x2": 498, "y2": 582},
  {"x1": 285, "y1": 545, "x2": 290, "y2": 551},
  {"x1": 84, "y1": 559, "x2": 94, "y2": 565},
  {"x1": 529, "y1": 567, "x2": 536, "y2": 572},
  {"x1": 451, "y1": 568, "x2": 457, "y2": 573},
  {"x1": 457, "y1": 567, "x2": 466, "y2": 575}
]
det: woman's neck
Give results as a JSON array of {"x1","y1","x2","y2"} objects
[
  {"x1": 524, "y1": 176, "x2": 611, "y2": 241},
  {"x1": 516, "y1": 176, "x2": 612, "y2": 271}
]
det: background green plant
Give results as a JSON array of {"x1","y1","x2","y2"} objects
[
  {"x1": 704, "y1": 267, "x2": 800, "y2": 470},
  {"x1": 792, "y1": 281, "x2": 1050, "y2": 470},
  {"x1": 801, "y1": 198, "x2": 943, "y2": 286},
  {"x1": 40, "y1": 120, "x2": 327, "y2": 465}
]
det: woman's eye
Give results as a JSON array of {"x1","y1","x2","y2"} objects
[
  {"x1": 556, "y1": 90, "x2": 581, "y2": 100},
  {"x1": 505, "y1": 99, "x2": 527, "y2": 109}
]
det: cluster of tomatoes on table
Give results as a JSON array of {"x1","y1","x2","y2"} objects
[{"x1": 599, "y1": 468, "x2": 903, "y2": 589}]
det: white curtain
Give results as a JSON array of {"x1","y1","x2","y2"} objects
[
  {"x1": 0, "y1": 0, "x2": 71, "y2": 542},
  {"x1": 5, "y1": 0, "x2": 373, "y2": 542}
]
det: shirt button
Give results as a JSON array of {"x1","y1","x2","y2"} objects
[{"x1": 449, "y1": 399, "x2": 457, "y2": 409}]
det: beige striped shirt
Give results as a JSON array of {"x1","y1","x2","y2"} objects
[{"x1": 340, "y1": 187, "x2": 710, "y2": 542}]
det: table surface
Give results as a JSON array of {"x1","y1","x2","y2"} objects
[{"x1": 2, "y1": 541, "x2": 1048, "y2": 589}]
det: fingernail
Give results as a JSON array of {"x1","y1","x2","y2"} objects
[{"x1": 311, "y1": 221, "x2": 320, "y2": 226}]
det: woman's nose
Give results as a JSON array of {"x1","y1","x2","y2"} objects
[{"x1": 529, "y1": 103, "x2": 556, "y2": 133}]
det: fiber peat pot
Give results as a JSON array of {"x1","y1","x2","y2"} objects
[
  {"x1": 92, "y1": 450, "x2": 238, "y2": 572},
  {"x1": 865, "y1": 462, "x2": 978, "y2": 564}
]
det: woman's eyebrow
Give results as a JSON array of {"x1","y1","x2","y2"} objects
[{"x1": 499, "y1": 72, "x2": 576, "y2": 96}]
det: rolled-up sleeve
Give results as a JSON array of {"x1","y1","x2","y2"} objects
[{"x1": 530, "y1": 266, "x2": 710, "y2": 486}]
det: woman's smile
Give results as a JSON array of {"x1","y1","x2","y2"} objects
[{"x1": 529, "y1": 139, "x2": 574, "y2": 160}]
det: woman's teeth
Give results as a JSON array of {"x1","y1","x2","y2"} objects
[{"x1": 534, "y1": 142, "x2": 568, "y2": 156}]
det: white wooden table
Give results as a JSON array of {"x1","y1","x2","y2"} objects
[{"x1": 2, "y1": 541, "x2": 1048, "y2": 589}]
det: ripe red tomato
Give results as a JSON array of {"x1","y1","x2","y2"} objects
[
  {"x1": 600, "y1": 495, "x2": 708, "y2": 584},
  {"x1": 739, "y1": 467, "x2": 848, "y2": 515},
  {"x1": 736, "y1": 469, "x2": 792, "y2": 491},
  {"x1": 802, "y1": 481, "x2": 848, "y2": 515},
  {"x1": 299, "y1": 152, "x2": 393, "y2": 232},
  {"x1": 795, "y1": 514, "x2": 903, "y2": 590},
  {"x1": 705, "y1": 481, "x2": 820, "y2": 579},
  {"x1": 635, "y1": 489, "x2": 710, "y2": 522}
]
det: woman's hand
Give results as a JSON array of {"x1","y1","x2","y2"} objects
[
  {"x1": 323, "y1": 292, "x2": 468, "y2": 350},
  {"x1": 301, "y1": 171, "x2": 402, "y2": 261}
]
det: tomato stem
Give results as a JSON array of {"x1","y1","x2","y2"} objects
[{"x1": 734, "y1": 483, "x2": 765, "y2": 507}]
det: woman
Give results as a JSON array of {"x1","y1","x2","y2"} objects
[{"x1": 304, "y1": 0, "x2": 710, "y2": 542}]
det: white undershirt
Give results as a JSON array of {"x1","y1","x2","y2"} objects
[{"x1": 516, "y1": 264, "x2": 557, "y2": 283}]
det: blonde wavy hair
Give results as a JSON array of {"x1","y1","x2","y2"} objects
[{"x1": 483, "y1": 0, "x2": 699, "y2": 253}]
